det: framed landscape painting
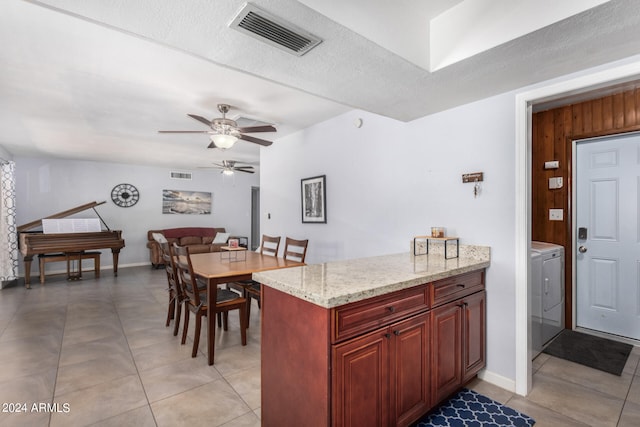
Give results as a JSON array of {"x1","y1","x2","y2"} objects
[
  {"x1": 162, "y1": 189, "x2": 212, "y2": 214},
  {"x1": 301, "y1": 175, "x2": 326, "y2": 223}
]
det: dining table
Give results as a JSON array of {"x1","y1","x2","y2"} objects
[{"x1": 188, "y1": 250, "x2": 305, "y2": 365}]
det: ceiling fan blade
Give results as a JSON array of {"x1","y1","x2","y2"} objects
[
  {"x1": 239, "y1": 134, "x2": 273, "y2": 147},
  {"x1": 237, "y1": 125, "x2": 276, "y2": 133},
  {"x1": 236, "y1": 168, "x2": 255, "y2": 174},
  {"x1": 188, "y1": 114, "x2": 212, "y2": 126},
  {"x1": 207, "y1": 141, "x2": 216, "y2": 149},
  {"x1": 235, "y1": 166, "x2": 254, "y2": 171},
  {"x1": 158, "y1": 130, "x2": 210, "y2": 133}
]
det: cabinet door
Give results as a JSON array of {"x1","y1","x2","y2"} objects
[
  {"x1": 390, "y1": 312, "x2": 431, "y2": 427},
  {"x1": 462, "y1": 290, "x2": 486, "y2": 382},
  {"x1": 431, "y1": 301, "x2": 462, "y2": 404},
  {"x1": 333, "y1": 329, "x2": 390, "y2": 427}
]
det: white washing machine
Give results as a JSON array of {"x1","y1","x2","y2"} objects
[
  {"x1": 531, "y1": 241, "x2": 565, "y2": 346},
  {"x1": 530, "y1": 250, "x2": 543, "y2": 359}
]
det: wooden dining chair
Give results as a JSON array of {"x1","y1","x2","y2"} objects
[
  {"x1": 244, "y1": 236, "x2": 309, "y2": 325},
  {"x1": 227, "y1": 235, "x2": 282, "y2": 326},
  {"x1": 172, "y1": 244, "x2": 247, "y2": 359},
  {"x1": 260, "y1": 234, "x2": 281, "y2": 257},
  {"x1": 227, "y1": 235, "x2": 281, "y2": 299},
  {"x1": 160, "y1": 242, "x2": 183, "y2": 336},
  {"x1": 283, "y1": 237, "x2": 309, "y2": 263},
  {"x1": 245, "y1": 236, "x2": 308, "y2": 311}
]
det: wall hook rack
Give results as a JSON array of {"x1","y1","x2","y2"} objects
[{"x1": 462, "y1": 172, "x2": 484, "y2": 198}]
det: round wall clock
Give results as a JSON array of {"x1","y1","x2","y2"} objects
[{"x1": 111, "y1": 183, "x2": 140, "y2": 207}]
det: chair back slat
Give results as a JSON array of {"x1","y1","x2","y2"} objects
[
  {"x1": 260, "y1": 235, "x2": 281, "y2": 257},
  {"x1": 284, "y1": 237, "x2": 308, "y2": 263},
  {"x1": 161, "y1": 242, "x2": 179, "y2": 291},
  {"x1": 172, "y1": 243, "x2": 204, "y2": 307}
]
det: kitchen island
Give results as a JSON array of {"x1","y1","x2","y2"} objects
[{"x1": 253, "y1": 245, "x2": 490, "y2": 427}]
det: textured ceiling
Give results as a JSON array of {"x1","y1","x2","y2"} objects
[{"x1": 1, "y1": 0, "x2": 640, "y2": 169}]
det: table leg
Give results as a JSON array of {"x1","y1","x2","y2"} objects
[
  {"x1": 207, "y1": 282, "x2": 215, "y2": 365},
  {"x1": 66, "y1": 252, "x2": 82, "y2": 281},
  {"x1": 244, "y1": 286, "x2": 252, "y2": 328},
  {"x1": 240, "y1": 298, "x2": 247, "y2": 346},
  {"x1": 23, "y1": 256, "x2": 33, "y2": 289},
  {"x1": 39, "y1": 256, "x2": 45, "y2": 285}
]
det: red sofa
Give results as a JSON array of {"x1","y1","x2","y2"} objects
[{"x1": 146, "y1": 227, "x2": 228, "y2": 268}]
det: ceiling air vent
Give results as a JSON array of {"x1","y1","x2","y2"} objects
[
  {"x1": 170, "y1": 171, "x2": 192, "y2": 180},
  {"x1": 230, "y1": 3, "x2": 322, "y2": 56}
]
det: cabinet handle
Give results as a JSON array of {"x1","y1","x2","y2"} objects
[
  {"x1": 456, "y1": 284, "x2": 465, "y2": 288},
  {"x1": 387, "y1": 306, "x2": 395, "y2": 313},
  {"x1": 393, "y1": 330, "x2": 400, "y2": 336},
  {"x1": 384, "y1": 333, "x2": 391, "y2": 339}
]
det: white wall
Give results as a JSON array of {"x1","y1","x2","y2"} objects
[
  {"x1": 11, "y1": 51, "x2": 640, "y2": 389},
  {"x1": 260, "y1": 52, "x2": 640, "y2": 391},
  {"x1": 260, "y1": 92, "x2": 518, "y2": 382},
  {"x1": 0, "y1": 145, "x2": 12, "y2": 161},
  {"x1": 15, "y1": 157, "x2": 259, "y2": 270}
]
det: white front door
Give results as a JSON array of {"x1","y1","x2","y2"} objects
[{"x1": 576, "y1": 133, "x2": 640, "y2": 340}]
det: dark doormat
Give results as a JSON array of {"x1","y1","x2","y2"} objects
[
  {"x1": 542, "y1": 329, "x2": 633, "y2": 376},
  {"x1": 413, "y1": 388, "x2": 535, "y2": 427}
]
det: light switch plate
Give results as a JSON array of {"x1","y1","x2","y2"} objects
[
  {"x1": 549, "y1": 209, "x2": 563, "y2": 221},
  {"x1": 544, "y1": 161, "x2": 560, "y2": 169},
  {"x1": 548, "y1": 177, "x2": 563, "y2": 189}
]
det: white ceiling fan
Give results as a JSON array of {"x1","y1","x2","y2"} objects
[
  {"x1": 199, "y1": 160, "x2": 255, "y2": 175},
  {"x1": 159, "y1": 104, "x2": 276, "y2": 149}
]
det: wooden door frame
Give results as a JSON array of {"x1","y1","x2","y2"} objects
[
  {"x1": 515, "y1": 61, "x2": 640, "y2": 396},
  {"x1": 250, "y1": 186, "x2": 260, "y2": 251}
]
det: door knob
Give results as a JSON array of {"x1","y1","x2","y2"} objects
[{"x1": 578, "y1": 246, "x2": 588, "y2": 253}]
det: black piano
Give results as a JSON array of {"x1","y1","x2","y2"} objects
[{"x1": 18, "y1": 201, "x2": 125, "y2": 288}]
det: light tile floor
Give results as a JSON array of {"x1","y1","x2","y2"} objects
[{"x1": 0, "y1": 265, "x2": 638, "y2": 426}]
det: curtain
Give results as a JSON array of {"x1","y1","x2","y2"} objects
[{"x1": 0, "y1": 160, "x2": 18, "y2": 286}]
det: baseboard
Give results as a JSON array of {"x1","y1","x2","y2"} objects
[
  {"x1": 18, "y1": 261, "x2": 155, "y2": 278},
  {"x1": 476, "y1": 369, "x2": 516, "y2": 393},
  {"x1": 1, "y1": 278, "x2": 19, "y2": 289},
  {"x1": 119, "y1": 262, "x2": 152, "y2": 269}
]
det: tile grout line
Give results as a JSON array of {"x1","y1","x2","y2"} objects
[
  {"x1": 522, "y1": 352, "x2": 632, "y2": 426},
  {"x1": 48, "y1": 287, "x2": 68, "y2": 427},
  {"x1": 111, "y1": 276, "x2": 161, "y2": 427},
  {"x1": 541, "y1": 355, "x2": 637, "y2": 401},
  {"x1": 617, "y1": 356, "x2": 640, "y2": 426}
]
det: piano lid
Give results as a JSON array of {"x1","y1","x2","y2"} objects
[{"x1": 17, "y1": 201, "x2": 107, "y2": 233}]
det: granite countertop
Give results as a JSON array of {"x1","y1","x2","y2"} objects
[{"x1": 253, "y1": 244, "x2": 490, "y2": 308}]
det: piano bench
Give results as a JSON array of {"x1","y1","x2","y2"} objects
[{"x1": 38, "y1": 252, "x2": 101, "y2": 284}]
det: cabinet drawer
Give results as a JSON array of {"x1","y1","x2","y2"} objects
[
  {"x1": 431, "y1": 270, "x2": 485, "y2": 307},
  {"x1": 332, "y1": 285, "x2": 429, "y2": 343}
]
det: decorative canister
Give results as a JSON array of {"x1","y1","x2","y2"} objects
[{"x1": 431, "y1": 227, "x2": 445, "y2": 238}]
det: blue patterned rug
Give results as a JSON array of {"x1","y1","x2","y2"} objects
[{"x1": 413, "y1": 388, "x2": 535, "y2": 427}]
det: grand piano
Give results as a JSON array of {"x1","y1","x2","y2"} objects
[{"x1": 18, "y1": 201, "x2": 125, "y2": 288}]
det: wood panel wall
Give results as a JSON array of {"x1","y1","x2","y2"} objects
[{"x1": 532, "y1": 87, "x2": 640, "y2": 327}]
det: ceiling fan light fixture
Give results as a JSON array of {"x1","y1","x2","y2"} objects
[
  {"x1": 210, "y1": 133, "x2": 238, "y2": 149},
  {"x1": 222, "y1": 168, "x2": 235, "y2": 176},
  {"x1": 162, "y1": 103, "x2": 275, "y2": 148}
]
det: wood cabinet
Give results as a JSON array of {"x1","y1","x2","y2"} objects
[
  {"x1": 431, "y1": 299, "x2": 462, "y2": 403},
  {"x1": 261, "y1": 268, "x2": 485, "y2": 427},
  {"x1": 332, "y1": 325, "x2": 389, "y2": 427},
  {"x1": 431, "y1": 289, "x2": 485, "y2": 403},
  {"x1": 332, "y1": 313, "x2": 430, "y2": 427},
  {"x1": 462, "y1": 291, "x2": 486, "y2": 382}
]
